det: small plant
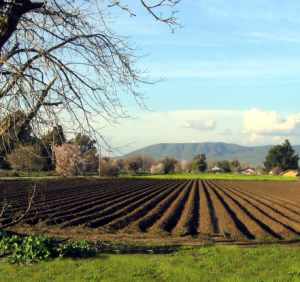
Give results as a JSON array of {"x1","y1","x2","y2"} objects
[
  {"x1": 0, "y1": 235, "x2": 54, "y2": 264},
  {"x1": 0, "y1": 235, "x2": 20, "y2": 257},
  {"x1": 0, "y1": 234, "x2": 97, "y2": 264},
  {"x1": 11, "y1": 236, "x2": 54, "y2": 264},
  {"x1": 57, "y1": 240, "x2": 96, "y2": 258}
]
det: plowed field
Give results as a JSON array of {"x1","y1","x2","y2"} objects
[{"x1": 1, "y1": 179, "x2": 300, "y2": 243}]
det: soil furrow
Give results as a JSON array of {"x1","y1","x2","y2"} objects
[
  {"x1": 201, "y1": 181, "x2": 219, "y2": 235},
  {"x1": 219, "y1": 184, "x2": 299, "y2": 239},
  {"x1": 207, "y1": 181, "x2": 278, "y2": 240},
  {"x1": 172, "y1": 180, "x2": 199, "y2": 236},
  {"x1": 86, "y1": 186, "x2": 169, "y2": 228},
  {"x1": 47, "y1": 183, "x2": 168, "y2": 226},
  {"x1": 128, "y1": 182, "x2": 187, "y2": 232},
  {"x1": 148, "y1": 181, "x2": 193, "y2": 234},
  {"x1": 28, "y1": 181, "x2": 158, "y2": 224},
  {"x1": 61, "y1": 185, "x2": 168, "y2": 227},
  {"x1": 203, "y1": 181, "x2": 246, "y2": 240},
  {"x1": 104, "y1": 187, "x2": 174, "y2": 231}
]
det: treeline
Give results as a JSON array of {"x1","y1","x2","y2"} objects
[
  {"x1": 0, "y1": 117, "x2": 99, "y2": 176},
  {"x1": 104, "y1": 140, "x2": 299, "y2": 177},
  {"x1": 0, "y1": 112, "x2": 298, "y2": 177},
  {"x1": 101, "y1": 155, "x2": 257, "y2": 176}
]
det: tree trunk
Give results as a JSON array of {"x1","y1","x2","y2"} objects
[{"x1": 0, "y1": 0, "x2": 44, "y2": 53}]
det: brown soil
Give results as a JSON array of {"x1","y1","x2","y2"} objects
[{"x1": 2, "y1": 178, "x2": 300, "y2": 245}]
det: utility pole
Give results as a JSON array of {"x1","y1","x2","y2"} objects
[
  {"x1": 51, "y1": 128, "x2": 55, "y2": 170},
  {"x1": 98, "y1": 145, "x2": 101, "y2": 177},
  {"x1": 142, "y1": 149, "x2": 144, "y2": 173}
]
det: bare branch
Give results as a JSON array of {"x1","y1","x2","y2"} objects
[
  {"x1": 0, "y1": 185, "x2": 36, "y2": 229},
  {"x1": 0, "y1": 0, "x2": 181, "y2": 154},
  {"x1": 109, "y1": 0, "x2": 181, "y2": 28}
]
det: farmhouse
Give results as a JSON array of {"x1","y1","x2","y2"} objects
[
  {"x1": 210, "y1": 166, "x2": 224, "y2": 173},
  {"x1": 241, "y1": 167, "x2": 256, "y2": 175}
]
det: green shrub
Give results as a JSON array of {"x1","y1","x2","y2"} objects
[
  {"x1": 57, "y1": 240, "x2": 96, "y2": 258},
  {"x1": 0, "y1": 235, "x2": 54, "y2": 264},
  {"x1": 0, "y1": 233, "x2": 98, "y2": 264}
]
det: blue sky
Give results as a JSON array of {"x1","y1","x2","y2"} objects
[{"x1": 100, "y1": 0, "x2": 300, "y2": 154}]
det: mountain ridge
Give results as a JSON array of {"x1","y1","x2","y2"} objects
[{"x1": 123, "y1": 142, "x2": 300, "y2": 166}]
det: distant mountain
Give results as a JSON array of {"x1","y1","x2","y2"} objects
[{"x1": 123, "y1": 142, "x2": 300, "y2": 166}]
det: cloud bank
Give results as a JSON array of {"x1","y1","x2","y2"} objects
[{"x1": 243, "y1": 109, "x2": 300, "y2": 138}]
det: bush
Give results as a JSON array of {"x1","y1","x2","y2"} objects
[
  {"x1": 7, "y1": 145, "x2": 47, "y2": 171},
  {"x1": 100, "y1": 158, "x2": 120, "y2": 177},
  {"x1": 124, "y1": 155, "x2": 154, "y2": 174},
  {"x1": 150, "y1": 163, "x2": 165, "y2": 174},
  {"x1": 0, "y1": 235, "x2": 54, "y2": 264},
  {"x1": 216, "y1": 160, "x2": 232, "y2": 173},
  {"x1": 0, "y1": 233, "x2": 97, "y2": 264},
  {"x1": 57, "y1": 240, "x2": 96, "y2": 258},
  {"x1": 181, "y1": 160, "x2": 193, "y2": 173},
  {"x1": 82, "y1": 150, "x2": 99, "y2": 172}
]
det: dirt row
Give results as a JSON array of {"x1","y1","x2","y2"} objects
[{"x1": 1, "y1": 179, "x2": 300, "y2": 242}]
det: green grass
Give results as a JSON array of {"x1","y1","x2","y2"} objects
[
  {"x1": 125, "y1": 173, "x2": 298, "y2": 181},
  {"x1": 1, "y1": 245, "x2": 300, "y2": 281},
  {"x1": 0, "y1": 171, "x2": 297, "y2": 182}
]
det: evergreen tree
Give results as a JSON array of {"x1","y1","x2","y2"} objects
[
  {"x1": 192, "y1": 154, "x2": 207, "y2": 172},
  {"x1": 161, "y1": 157, "x2": 178, "y2": 174},
  {"x1": 72, "y1": 133, "x2": 96, "y2": 154},
  {"x1": 216, "y1": 160, "x2": 232, "y2": 173},
  {"x1": 41, "y1": 125, "x2": 66, "y2": 170},
  {"x1": 264, "y1": 140, "x2": 299, "y2": 171}
]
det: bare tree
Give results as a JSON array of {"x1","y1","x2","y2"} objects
[{"x1": 0, "y1": 0, "x2": 181, "y2": 150}]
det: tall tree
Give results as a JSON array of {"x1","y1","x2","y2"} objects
[
  {"x1": 41, "y1": 125, "x2": 66, "y2": 169},
  {"x1": 161, "y1": 157, "x2": 177, "y2": 174},
  {"x1": 192, "y1": 154, "x2": 207, "y2": 172},
  {"x1": 73, "y1": 133, "x2": 96, "y2": 154},
  {"x1": 264, "y1": 140, "x2": 299, "y2": 171},
  {"x1": 0, "y1": 110, "x2": 35, "y2": 155},
  {"x1": 42, "y1": 126, "x2": 66, "y2": 147},
  {"x1": 216, "y1": 160, "x2": 231, "y2": 173}
]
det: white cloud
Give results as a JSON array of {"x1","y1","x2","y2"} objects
[
  {"x1": 100, "y1": 109, "x2": 242, "y2": 154},
  {"x1": 183, "y1": 119, "x2": 216, "y2": 131},
  {"x1": 95, "y1": 108, "x2": 300, "y2": 155},
  {"x1": 243, "y1": 109, "x2": 300, "y2": 137}
]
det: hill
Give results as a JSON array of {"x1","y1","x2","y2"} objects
[{"x1": 123, "y1": 142, "x2": 300, "y2": 166}]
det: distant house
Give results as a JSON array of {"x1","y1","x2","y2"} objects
[
  {"x1": 281, "y1": 170, "x2": 300, "y2": 177},
  {"x1": 210, "y1": 166, "x2": 224, "y2": 173},
  {"x1": 241, "y1": 167, "x2": 256, "y2": 175}
]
